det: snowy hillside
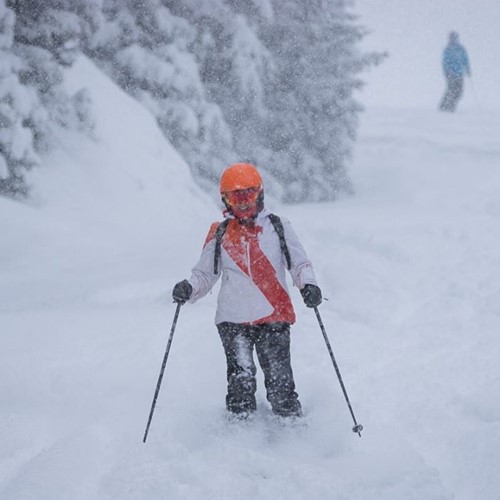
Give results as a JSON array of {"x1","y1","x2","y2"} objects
[{"x1": 1, "y1": 57, "x2": 500, "y2": 500}]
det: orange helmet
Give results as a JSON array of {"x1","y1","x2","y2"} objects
[
  {"x1": 220, "y1": 163, "x2": 262, "y2": 193},
  {"x1": 220, "y1": 163, "x2": 264, "y2": 220}
]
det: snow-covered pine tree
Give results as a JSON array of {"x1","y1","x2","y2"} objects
[
  {"x1": 88, "y1": 0, "x2": 234, "y2": 190},
  {"x1": 0, "y1": 0, "x2": 39, "y2": 196},
  {"x1": 166, "y1": 0, "x2": 282, "y2": 193},
  {"x1": 1, "y1": 0, "x2": 93, "y2": 197},
  {"x1": 2, "y1": 0, "x2": 382, "y2": 202},
  {"x1": 259, "y1": 0, "x2": 381, "y2": 202},
  {"x1": 172, "y1": 0, "x2": 381, "y2": 202}
]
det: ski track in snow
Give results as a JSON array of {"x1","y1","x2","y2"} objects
[{"x1": 2, "y1": 60, "x2": 500, "y2": 499}]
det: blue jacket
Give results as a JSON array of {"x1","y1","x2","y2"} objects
[{"x1": 442, "y1": 42, "x2": 470, "y2": 77}]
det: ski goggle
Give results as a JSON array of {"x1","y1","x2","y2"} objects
[{"x1": 223, "y1": 187, "x2": 261, "y2": 208}]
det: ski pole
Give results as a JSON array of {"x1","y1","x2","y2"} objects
[
  {"x1": 313, "y1": 306, "x2": 363, "y2": 437},
  {"x1": 143, "y1": 302, "x2": 182, "y2": 443}
]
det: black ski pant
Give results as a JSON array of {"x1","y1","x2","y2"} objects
[
  {"x1": 217, "y1": 322, "x2": 302, "y2": 417},
  {"x1": 439, "y1": 75, "x2": 464, "y2": 112}
]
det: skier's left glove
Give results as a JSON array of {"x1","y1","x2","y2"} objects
[
  {"x1": 300, "y1": 284, "x2": 322, "y2": 308},
  {"x1": 172, "y1": 279, "x2": 193, "y2": 304}
]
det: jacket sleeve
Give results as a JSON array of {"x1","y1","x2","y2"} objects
[
  {"x1": 188, "y1": 223, "x2": 221, "y2": 302},
  {"x1": 280, "y1": 217, "x2": 318, "y2": 289}
]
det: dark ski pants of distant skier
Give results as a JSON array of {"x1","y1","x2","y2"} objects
[
  {"x1": 439, "y1": 75, "x2": 464, "y2": 112},
  {"x1": 217, "y1": 322, "x2": 302, "y2": 418}
]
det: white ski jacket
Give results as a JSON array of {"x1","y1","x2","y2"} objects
[{"x1": 188, "y1": 209, "x2": 318, "y2": 325}]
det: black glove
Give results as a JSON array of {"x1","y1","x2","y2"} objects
[
  {"x1": 172, "y1": 279, "x2": 193, "y2": 304},
  {"x1": 300, "y1": 284, "x2": 322, "y2": 308}
]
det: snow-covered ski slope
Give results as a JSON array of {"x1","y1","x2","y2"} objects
[{"x1": 1, "y1": 57, "x2": 500, "y2": 500}]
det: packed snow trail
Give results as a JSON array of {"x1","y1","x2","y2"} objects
[{"x1": 1, "y1": 59, "x2": 500, "y2": 499}]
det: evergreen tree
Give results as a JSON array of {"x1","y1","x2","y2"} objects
[
  {"x1": 258, "y1": 0, "x2": 382, "y2": 202},
  {"x1": 1, "y1": 0, "x2": 383, "y2": 202},
  {"x1": 1, "y1": 0, "x2": 93, "y2": 197},
  {"x1": 1, "y1": 0, "x2": 38, "y2": 196},
  {"x1": 88, "y1": 0, "x2": 234, "y2": 190},
  {"x1": 167, "y1": 0, "x2": 279, "y2": 192},
  {"x1": 171, "y1": 0, "x2": 382, "y2": 202}
]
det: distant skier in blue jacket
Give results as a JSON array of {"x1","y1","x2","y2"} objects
[{"x1": 439, "y1": 32, "x2": 471, "y2": 112}]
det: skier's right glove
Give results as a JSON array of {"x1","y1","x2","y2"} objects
[
  {"x1": 300, "y1": 284, "x2": 322, "y2": 308},
  {"x1": 172, "y1": 279, "x2": 193, "y2": 304}
]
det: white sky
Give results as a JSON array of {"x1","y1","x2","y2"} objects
[{"x1": 354, "y1": 0, "x2": 500, "y2": 110}]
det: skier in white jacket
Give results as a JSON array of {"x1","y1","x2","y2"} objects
[{"x1": 172, "y1": 163, "x2": 322, "y2": 418}]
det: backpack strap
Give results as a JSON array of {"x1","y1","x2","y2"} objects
[
  {"x1": 213, "y1": 214, "x2": 291, "y2": 274},
  {"x1": 268, "y1": 213, "x2": 291, "y2": 271},
  {"x1": 214, "y1": 219, "x2": 230, "y2": 274}
]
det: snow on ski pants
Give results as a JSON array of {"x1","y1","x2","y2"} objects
[{"x1": 217, "y1": 322, "x2": 302, "y2": 417}]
